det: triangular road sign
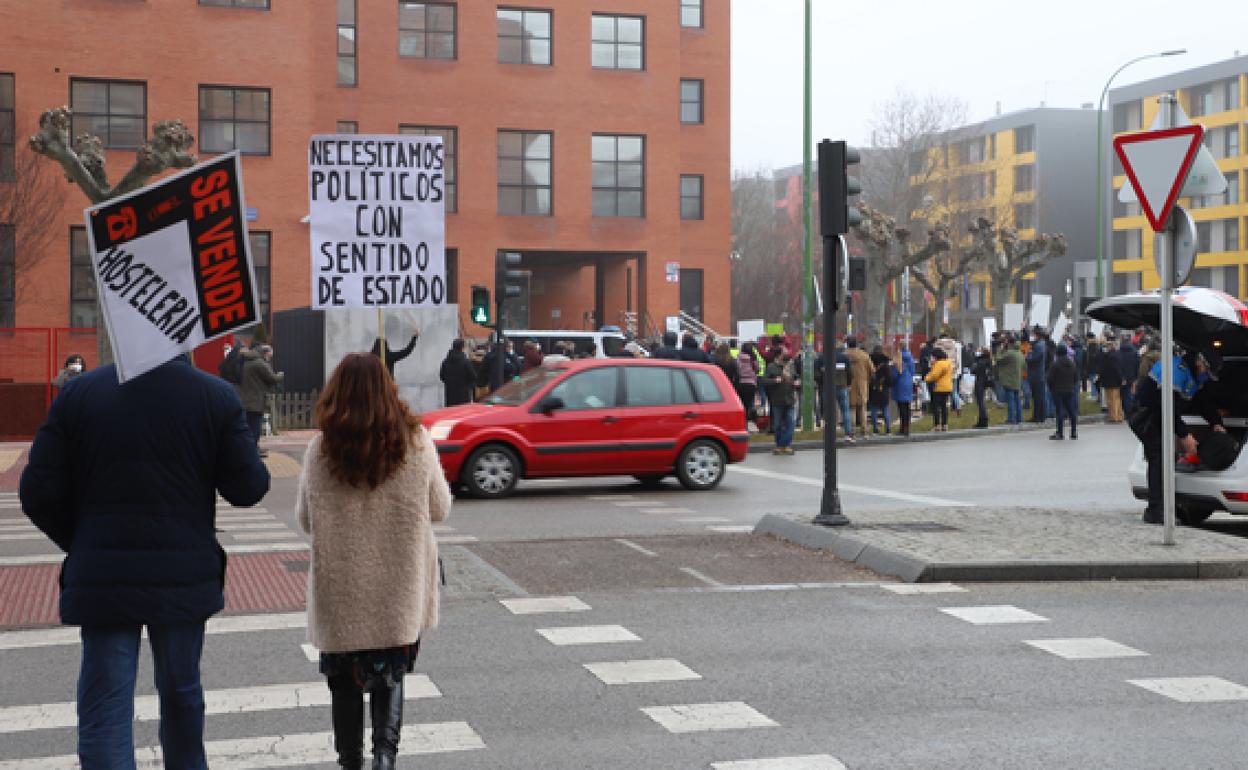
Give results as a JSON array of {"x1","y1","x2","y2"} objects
[
  {"x1": 1114, "y1": 125, "x2": 1204, "y2": 232},
  {"x1": 1118, "y1": 102, "x2": 1227, "y2": 202}
]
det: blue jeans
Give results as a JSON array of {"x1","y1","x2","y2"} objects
[
  {"x1": 835, "y1": 387, "x2": 852, "y2": 437},
  {"x1": 1004, "y1": 388, "x2": 1022, "y2": 424},
  {"x1": 79, "y1": 623, "x2": 208, "y2": 770},
  {"x1": 1054, "y1": 391, "x2": 1079, "y2": 436},
  {"x1": 869, "y1": 403, "x2": 890, "y2": 433},
  {"x1": 773, "y1": 404, "x2": 796, "y2": 448}
]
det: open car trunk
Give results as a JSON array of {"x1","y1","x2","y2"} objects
[{"x1": 1088, "y1": 288, "x2": 1248, "y2": 461}]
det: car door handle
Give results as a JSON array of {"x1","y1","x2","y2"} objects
[
  {"x1": 683, "y1": 411, "x2": 699, "y2": 420},
  {"x1": 602, "y1": 416, "x2": 620, "y2": 424}
]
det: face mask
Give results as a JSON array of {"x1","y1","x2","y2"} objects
[{"x1": 69, "y1": 363, "x2": 83, "y2": 373}]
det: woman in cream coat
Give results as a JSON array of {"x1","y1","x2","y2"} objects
[{"x1": 297, "y1": 352, "x2": 451, "y2": 770}]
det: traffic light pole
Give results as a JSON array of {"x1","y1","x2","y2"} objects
[
  {"x1": 491, "y1": 298, "x2": 505, "y2": 392},
  {"x1": 813, "y1": 231, "x2": 848, "y2": 526}
]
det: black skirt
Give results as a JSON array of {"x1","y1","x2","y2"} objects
[{"x1": 320, "y1": 639, "x2": 421, "y2": 689}]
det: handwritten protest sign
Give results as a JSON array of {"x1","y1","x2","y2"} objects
[
  {"x1": 84, "y1": 152, "x2": 260, "y2": 383},
  {"x1": 308, "y1": 135, "x2": 446, "y2": 308}
]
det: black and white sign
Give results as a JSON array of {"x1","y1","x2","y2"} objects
[
  {"x1": 84, "y1": 152, "x2": 260, "y2": 383},
  {"x1": 308, "y1": 135, "x2": 446, "y2": 309}
]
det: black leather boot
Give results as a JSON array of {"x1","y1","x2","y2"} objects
[
  {"x1": 330, "y1": 684, "x2": 365, "y2": 770},
  {"x1": 370, "y1": 679, "x2": 404, "y2": 770}
]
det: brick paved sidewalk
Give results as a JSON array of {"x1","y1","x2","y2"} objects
[{"x1": 759, "y1": 506, "x2": 1248, "y2": 582}]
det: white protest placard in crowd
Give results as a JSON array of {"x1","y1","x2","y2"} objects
[
  {"x1": 737, "y1": 319, "x2": 765, "y2": 343},
  {"x1": 1028, "y1": 294, "x2": 1052, "y2": 330},
  {"x1": 983, "y1": 317, "x2": 997, "y2": 341},
  {"x1": 308, "y1": 135, "x2": 446, "y2": 308},
  {"x1": 1052, "y1": 312, "x2": 1070, "y2": 341},
  {"x1": 1002, "y1": 303, "x2": 1025, "y2": 331},
  {"x1": 84, "y1": 153, "x2": 261, "y2": 383}
]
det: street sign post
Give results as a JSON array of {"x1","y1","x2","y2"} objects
[{"x1": 1113, "y1": 98, "x2": 1201, "y2": 545}]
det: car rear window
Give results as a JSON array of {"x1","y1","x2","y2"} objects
[
  {"x1": 688, "y1": 369, "x2": 723, "y2": 403},
  {"x1": 623, "y1": 366, "x2": 691, "y2": 406}
]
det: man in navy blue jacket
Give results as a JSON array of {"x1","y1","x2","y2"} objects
[{"x1": 21, "y1": 357, "x2": 270, "y2": 769}]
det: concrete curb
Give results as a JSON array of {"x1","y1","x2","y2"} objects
[
  {"x1": 753, "y1": 514, "x2": 1248, "y2": 583},
  {"x1": 748, "y1": 413, "x2": 1110, "y2": 454}
]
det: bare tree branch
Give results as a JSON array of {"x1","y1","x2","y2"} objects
[
  {"x1": 28, "y1": 107, "x2": 196, "y2": 204},
  {"x1": 0, "y1": 147, "x2": 66, "y2": 304}
]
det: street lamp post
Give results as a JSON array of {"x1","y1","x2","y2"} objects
[{"x1": 1095, "y1": 49, "x2": 1186, "y2": 298}]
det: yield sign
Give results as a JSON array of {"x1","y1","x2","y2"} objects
[{"x1": 1114, "y1": 125, "x2": 1204, "y2": 232}]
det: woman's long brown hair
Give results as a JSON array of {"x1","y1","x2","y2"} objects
[{"x1": 315, "y1": 352, "x2": 422, "y2": 489}]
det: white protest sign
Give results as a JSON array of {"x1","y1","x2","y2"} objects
[
  {"x1": 665, "y1": 316, "x2": 682, "y2": 334},
  {"x1": 737, "y1": 319, "x2": 765, "y2": 343},
  {"x1": 1028, "y1": 294, "x2": 1052, "y2": 330},
  {"x1": 1052, "y1": 312, "x2": 1070, "y2": 341},
  {"x1": 309, "y1": 134, "x2": 446, "y2": 308},
  {"x1": 1002, "y1": 303, "x2": 1025, "y2": 331},
  {"x1": 84, "y1": 153, "x2": 261, "y2": 383},
  {"x1": 982, "y1": 317, "x2": 997, "y2": 341},
  {"x1": 1090, "y1": 319, "x2": 1106, "y2": 337}
]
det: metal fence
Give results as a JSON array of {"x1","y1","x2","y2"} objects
[{"x1": 271, "y1": 390, "x2": 319, "y2": 431}]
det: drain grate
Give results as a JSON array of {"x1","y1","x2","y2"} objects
[
  {"x1": 855, "y1": 522, "x2": 960, "y2": 533},
  {"x1": 282, "y1": 560, "x2": 310, "y2": 573}
]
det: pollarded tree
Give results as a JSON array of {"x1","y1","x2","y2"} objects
[
  {"x1": 850, "y1": 204, "x2": 951, "y2": 346},
  {"x1": 966, "y1": 216, "x2": 1068, "y2": 325}
]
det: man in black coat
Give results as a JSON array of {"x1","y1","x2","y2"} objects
[
  {"x1": 20, "y1": 357, "x2": 270, "y2": 768},
  {"x1": 652, "y1": 330, "x2": 680, "y2": 359},
  {"x1": 439, "y1": 338, "x2": 477, "y2": 406},
  {"x1": 678, "y1": 333, "x2": 712, "y2": 363}
]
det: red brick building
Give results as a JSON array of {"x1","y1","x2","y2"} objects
[{"x1": 0, "y1": 0, "x2": 731, "y2": 343}]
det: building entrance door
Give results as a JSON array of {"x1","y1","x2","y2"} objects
[
  {"x1": 501, "y1": 272, "x2": 531, "y2": 329},
  {"x1": 679, "y1": 268, "x2": 704, "y2": 321}
]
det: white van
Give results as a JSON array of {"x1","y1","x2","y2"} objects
[{"x1": 504, "y1": 329, "x2": 627, "y2": 358}]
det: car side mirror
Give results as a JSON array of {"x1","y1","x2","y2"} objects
[{"x1": 538, "y1": 395, "x2": 565, "y2": 415}]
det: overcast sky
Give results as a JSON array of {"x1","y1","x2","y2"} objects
[{"x1": 730, "y1": 0, "x2": 1245, "y2": 173}]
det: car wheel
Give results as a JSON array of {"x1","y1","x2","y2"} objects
[
  {"x1": 676, "y1": 440, "x2": 726, "y2": 491},
  {"x1": 461, "y1": 445, "x2": 520, "y2": 499},
  {"x1": 633, "y1": 474, "x2": 665, "y2": 487},
  {"x1": 1177, "y1": 505, "x2": 1214, "y2": 526}
]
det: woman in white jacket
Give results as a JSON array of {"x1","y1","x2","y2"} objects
[{"x1": 297, "y1": 352, "x2": 451, "y2": 770}]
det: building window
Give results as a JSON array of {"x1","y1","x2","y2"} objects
[
  {"x1": 497, "y1": 8, "x2": 551, "y2": 65},
  {"x1": 1190, "y1": 83, "x2": 1214, "y2": 117},
  {"x1": 69, "y1": 79, "x2": 145, "y2": 150},
  {"x1": 399, "y1": 2, "x2": 456, "y2": 60},
  {"x1": 1228, "y1": 171, "x2": 1241, "y2": 206},
  {"x1": 680, "y1": 175, "x2": 703, "y2": 220},
  {"x1": 199, "y1": 0, "x2": 270, "y2": 7},
  {"x1": 337, "y1": 0, "x2": 357, "y2": 86},
  {"x1": 1014, "y1": 125, "x2": 1035, "y2": 154},
  {"x1": 0, "y1": 225, "x2": 13, "y2": 327},
  {"x1": 69, "y1": 227, "x2": 97, "y2": 330},
  {"x1": 1227, "y1": 78, "x2": 1242, "y2": 111},
  {"x1": 336, "y1": 120, "x2": 358, "y2": 133},
  {"x1": 1197, "y1": 221, "x2": 1212, "y2": 253},
  {"x1": 591, "y1": 14, "x2": 643, "y2": 71},
  {"x1": 592, "y1": 134, "x2": 644, "y2": 217},
  {"x1": 250, "y1": 231, "x2": 271, "y2": 327},
  {"x1": 400, "y1": 125, "x2": 457, "y2": 213},
  {"x1": 1112, "y1": 101, "x2": 1143, "y2": 133},
  {"x1": 199, "y1": 86, "x2": 271, "y2": 155},
  {"x1": 680, "y1": 0, "x2": 702, "y2": 28},
  {"x1": 1013, "y1": 164, "x2": 1035, "y2": 193},
  {"x1": 497, "y1": 130, "x2": 551, "y2": 216},
  {"x1": 680, "y1": 79, "x2": 703, "y2": 124},
  {"x1": 1014, "y1": 202, "x2": 1036, "y2": 230},
  {"x1": 0, "y1": 73, "x2": 13, "y2": 182},
  {"x1": 989, "y1": 134, "x2": 997, "y2": 160},
  {"x1": 1226, "y1": 219, "x2": 1240, "y2": 253},
  {"x1": 1113, "y1": 229, "x2": 1142, "y2": 260}
]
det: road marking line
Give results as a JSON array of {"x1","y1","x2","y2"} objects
[
  {"x1": 679, "y1": 567, "x2": 724, "y2": 588},
  {"x1": 642, "y1": 702, "x2": 778, "y2": 734},
  {"x1": 0, "y1": 522, "x2": 35, "y2": 530},
  {"x1": 432, "y1": 524, "x2": 455, "y2": 533},
  {"x1": 230, "y1": 531, "x2": 302, "y2": 542},
  {"x1": 301, "y1": 643, "x2": 319, "y2": 662},
  {"x1": 881, "y1": 583, "x2": 967, "y2": 595},
  {"x1": 536, "y1": 625, "x2": 641, "y2": 646},
  {"x1": 584, "y1": 658, "x2": 701, "y2": 685},
  {"x1": 712, "y1": 756, "x2": 848, "y2": 770},
  {"x1": 216, "y1": 506, "x2": 269, "y2": 514},
  {"x1": 677, "y1": 516, "x2": 730, "y2": 524},
  {"x1": 0, "y1": 612, "x2": 306, "y2": 651},
  {"x1": 0, "y1": 450, "x2": 21, "y2": 473},
  {"x1": 940, "y1": 605, "x2": 1049, "y2": 625},
  {"x1": 587, "y1": 495, "x2": 637, "y2": 501},
  {"x1": 0, "y1": 722, "x2": 484, "y2": 769},
  {"x1": 0, "y1": 676, "x2": 441, "y2": 733},
  {"x1": 731, "y1": 465, "x2": 972, "y2": 507},
  {"x1": 0, "y1": 532, "x2": 46, "y2": 541},
  {"x1": 437, "y1": 535, "x2": 479, "y2": 544},
  {"x1": 223, "y1": 542, "x2": 310, "y2": 555},
  {"x1": 642, "y1": 507, "x2": 695, "y2": 515},
  {"x1": 1025, "y1": 638, "x2": 1148, "y2": 660},
  {"x1": 214, "y1": 514, "x2": 278, "y2": 523},
  {"x1": 500, "y1": 596, "x2": 590, "y2": 615},
  {"x1": 615, "y1": 538, "x2": 657, "y2": 557},
  {"x1": 217, "y1": 522, "x2": 290, "y2": 531},
  {"x1": 0, "y1": 503, "x2": 20, "y2": 509},
  {"x1": 707, "y1": 525, "x2": 755, "y2": 533},
  {"x1": 1128, "y1": 676, "x2": 1248, "y2": 703},
  {"x1": 612, "y1": 501, "x2": 656, "y2": 507}
]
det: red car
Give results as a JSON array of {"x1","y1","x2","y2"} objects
[{"x1": 423, "y1": 359, "x2": 750, "y2": 498}]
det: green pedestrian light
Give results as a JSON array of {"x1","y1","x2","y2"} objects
[{"x1": 470, "y1": 285, "x2": 491, "y2": 326}]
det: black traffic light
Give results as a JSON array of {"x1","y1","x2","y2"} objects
[
  {"x1": 495, "y1": 251, "x2": 524, "y2": 306},
  {"x1": 847, "y1": 257, "x2": 867, "y2": 291},
  {"x1": 470, "y1": 285, "x2": 491, "y2": 326},
  {"x1": 818, "y1": 140, "x2": 862, "y2": 237}
]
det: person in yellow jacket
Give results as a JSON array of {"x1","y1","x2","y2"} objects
[{"x1": 924, "y1": 348, "x2": 954, "y2": 432}]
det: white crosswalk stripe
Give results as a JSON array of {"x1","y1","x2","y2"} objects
[{"x1": 0, "y1": 612, "x2": 307, "y2": 651}]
